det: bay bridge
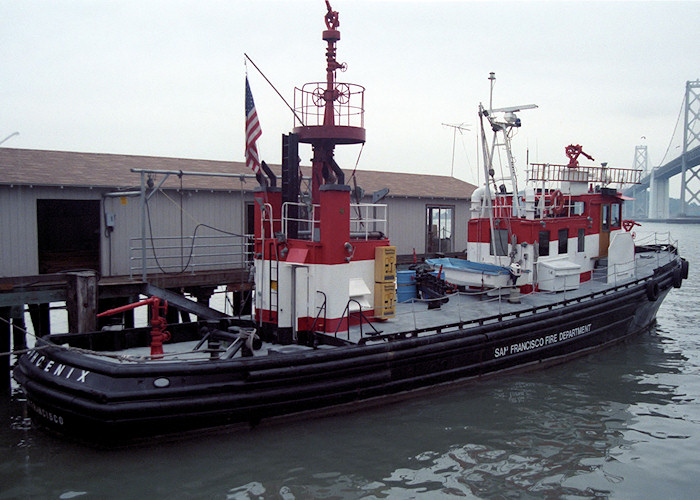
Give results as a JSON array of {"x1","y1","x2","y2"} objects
[{"x1": 624, "y1": 80, "x2": 700, "y2": 220}]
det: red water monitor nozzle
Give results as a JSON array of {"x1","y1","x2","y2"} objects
[{"x1": 565, "y1": 144, "x2": 595, "y2": 167}]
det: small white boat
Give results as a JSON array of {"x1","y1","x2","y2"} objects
[{"x1": 425, "y1": 257, "x2": 513, "y2": 288}]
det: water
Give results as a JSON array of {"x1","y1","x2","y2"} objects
[{"x1": 2, "y1": 222, "x2": 699, "y2": 499}]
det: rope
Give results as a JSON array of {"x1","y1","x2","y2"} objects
[{"x1": 0, "y1": 344, "x2": 51, "y2": 358}]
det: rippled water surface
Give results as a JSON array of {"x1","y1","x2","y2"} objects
[{"x1": 2, "y1": 222, "x2": 699, "y2": 499}]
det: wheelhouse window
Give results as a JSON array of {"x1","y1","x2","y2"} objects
[
  {"x1": 573, "y1": 201, "x2": 585, "y2": 215},
  {"x1": 490, "y1": 228, "x2": 509, "y2": 256},
  {"x1": 602, "y1": 204, "x2": 610, "y2": 231},
  {"x1": 426, "y1": 205, "x2": 454, "y2": 254},
  {"x1": 577, "y1": 228, "x2": 585, "y2": 252},
  {"x1": 539, "y1": 230, "x2": 550, "y2": 257},
  {"x1": 558, "y1": 229, "x2": 568, "y2": 255},
  {"x1": 611, "y1": 203, "x2": 621, "y2": 229}
]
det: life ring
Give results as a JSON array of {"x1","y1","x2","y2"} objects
[
  {"x1": 646, "y1": 280, "x2": 660, "y2": 301},
  {"x1": 550, "y1": 189, "x2": 565, "y2": 215}
]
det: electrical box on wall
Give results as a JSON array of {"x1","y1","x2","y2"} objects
[{"x1": 104, "y1": 212, "x2": 116, "y2": 229}]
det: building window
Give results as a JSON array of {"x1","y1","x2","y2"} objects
[
  {"x1": 578, "y1": 228, "x2": 585, "y2": 252},
  {"x1": 558, "y1": 229, "x2": 568, "y2": 255},
  {"x1": 539, "y1": 230, "x2": 550, "y2": 257},
  {"x1": 490, "y1": 228, "x2": 509, "y2": 256},
  {"x1": 426, "y1": 205, "x2": 454, "y2": 254}
]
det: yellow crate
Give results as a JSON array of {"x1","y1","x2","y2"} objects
[
  {"x1": 374, "y1": 282, "x2": 396, "y2": 318},
  {"x1": 374, "y1": 246, "x2": 397, "y2": 283}
]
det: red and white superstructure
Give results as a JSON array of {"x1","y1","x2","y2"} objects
[
  {"x1": 464, "y1": 83, "x2": 642, "y2": 293},
  {"x1": 253, "y1": 2, "x2": 395, "y2": 344}
]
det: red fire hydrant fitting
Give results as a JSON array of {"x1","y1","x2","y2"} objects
[{"x1": 97, "y1": 297, "x2": 171, "y2": 359}]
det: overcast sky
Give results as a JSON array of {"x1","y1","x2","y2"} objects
[{"x1": 2, "y1": 0, "x2": 698, "y2": 189}]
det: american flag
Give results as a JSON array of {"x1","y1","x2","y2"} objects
[{"x1": 245, "y1": 77, "x2": 262, "y2": 174}]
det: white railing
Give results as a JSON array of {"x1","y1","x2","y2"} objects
[
  {"x1": 351, "y1": 203, "x2": 388, "y2": 239},
  {"x1": 280, "y1": 201, "x2": 388, "y2": 241},
  {"x1": 282, "y1": 202, "x2": 318, "y2": 240},
  {"x1": 129, "y1": 234, "x2": 251, "y2": 278}
]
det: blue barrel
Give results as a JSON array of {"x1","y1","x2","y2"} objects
[{"x1": 397, "y1": 270, "x2": 416, "y2": 303}]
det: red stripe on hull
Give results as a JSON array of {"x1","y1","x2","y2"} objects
[
  {"x1": 256, "y1": 310, "x2": 378, "y2": 333},
  {"x1": 300, "y1": 311, "x2": 377, "y2": 333}
]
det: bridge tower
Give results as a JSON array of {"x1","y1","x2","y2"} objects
[
  {"x1": 634, "y1": 145, "x2": 649, "y2": 175},
  {"x1": 680, "y1": 79, "x2": 700, "y2": 216},
  {"x1": 628, "y1": 145, "x2": 649, "y2": 218},
  {"x1": 649, "y1": 167, "x2": 670, "y2": 219}
]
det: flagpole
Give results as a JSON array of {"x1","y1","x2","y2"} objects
[{"x1": 244, "y1": 53, "x2": 305, "y2": 126}]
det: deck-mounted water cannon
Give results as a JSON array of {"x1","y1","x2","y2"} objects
[
  {"x1": 565, "y1": 144, "x2": 595, "y2": 167},
  {"x1": 97, "y1": 297, "x2": 171, "y2": 359},
  {"x1": 293, "y1": 0, "x2": 366, "y2": 205}
]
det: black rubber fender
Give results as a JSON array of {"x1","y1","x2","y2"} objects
[
  {"x1": 646, "y1": 280, "x2": 660, "y2": 301},
  {"x1": 673, "y1": 267, "x2": 683, "y2": 289},
  {"x1": 681, "y1": 258, "x2": 689, "y2": 280}
]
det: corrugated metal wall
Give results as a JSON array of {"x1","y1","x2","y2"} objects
[
  {"x1": 0, "y1": 184, "x2": 468, "y2": 278},
  {"x1": 0, "y1": 186, "x2": 106, "y2": 277},
  {"x1": 0, "y1": 186, "x2": 40, "y2": 276},
  {"x1": 384, "y1": 197, "x2": 469, "y2": 257},
  {"x1": 103, "y1": 188, "x2": 253, "y2": 277}
]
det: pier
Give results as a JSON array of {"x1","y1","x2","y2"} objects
[{"x1": 0, "y1": 268, "x2": 252, "y2": 390}]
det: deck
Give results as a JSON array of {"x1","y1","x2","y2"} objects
[{"x1": 82, "y1": 247, "x2": 679, "y2": 364}]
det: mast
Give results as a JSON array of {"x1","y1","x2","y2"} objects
[
  {"x1": 479, "y1": 73, "x2": 537, "y2": 263},
  {"x1": 293, "y1": 0, "x2": 366, "y2": 205}
]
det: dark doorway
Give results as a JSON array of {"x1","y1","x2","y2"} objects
[{"x1": 37, "y1": 199, "x2": 101, "y2": 274}]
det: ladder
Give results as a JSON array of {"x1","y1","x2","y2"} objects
[{"x1": 268, "y1": 240, "x2": 279, "y2": 321}]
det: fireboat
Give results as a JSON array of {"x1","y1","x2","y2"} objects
[{"x1": 13, "y1": 2, "x2": 687, "y2": 444}]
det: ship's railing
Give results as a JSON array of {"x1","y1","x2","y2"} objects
[
  {"x1": 528, "y1": 163, "x2": 642, "y2": 186},
  {"x1": 491, "y1": 194, "x2": 515, "y2": 218},
  {"x1": 281, "y1": 201, "x2": 388, "y2": 241},
  {"x1": 259, "y1": 202, "x2": 277, "y2": 241},
  {"x1": 474, "y1": 190, "x2": 598, "y2": 219},
  {"x1": 333, "y1": 299, "x2": 382, "y2": 341},
  {"x1": 358, "y1": 238, "x2": 680, "y2": 345},
  {"x1": 350, "y1": 203, "x2": 388, "y2": 239},
  {"x1": 129, "y1": 234, "x2": 251, "y2": 278},
  {"x1": 293, "y1": 82, "x2": 365, "y2": 129},
  {"x1": 282, "y1": 202, "x2": 318, "y2": 240}
]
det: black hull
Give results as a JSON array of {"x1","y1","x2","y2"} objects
[{"x1": 13, "y1": 261, "x2": 681, "y2": 444}]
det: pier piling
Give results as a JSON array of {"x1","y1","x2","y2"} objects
[{"x1": 1, "y1": 308, "x2": 9, "y2": 392}]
